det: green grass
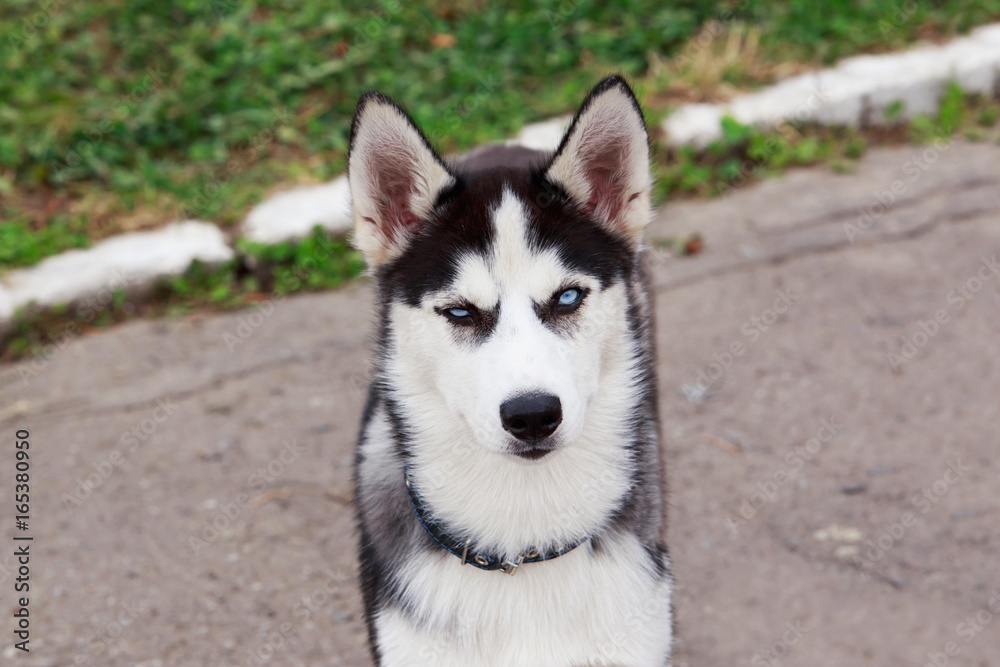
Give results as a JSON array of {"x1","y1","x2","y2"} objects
[
  {"x1": 3, "y1": 0, "x2": 1000, "y2": 271},
  {"x1": 0, "y1": 213, "x2": 90, "y2": 268}
]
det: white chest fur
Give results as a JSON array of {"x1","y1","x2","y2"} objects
[{"x1": 375, "y1": 533, "x2": 672, "y2": 667}]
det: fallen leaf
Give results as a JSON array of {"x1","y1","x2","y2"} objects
[
  {"x1": 431, "y1": 33, "x2": 457, "y2": 48},
  {"x1": 702, "y1": 433, "x2": 741, "y2": 455},
  {"x1": 683, "y1": 233, "x2": 704, "y2": 255}
]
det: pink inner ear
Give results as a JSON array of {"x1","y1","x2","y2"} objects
[
  {"x1": 371, "y1": 157, "x2": 423, "y2": 243},
  {"x1": 583, "y1": 146, "x2": 629, "y2": 228},
  {"x1": 399, "y1": 210, "x2": 421, "y2": 232}
]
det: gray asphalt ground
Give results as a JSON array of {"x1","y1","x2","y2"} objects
[{"x1": 1, "y1": 139, "x2": 999, "y2": 666}]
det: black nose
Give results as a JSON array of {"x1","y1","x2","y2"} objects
[{"x1": 500, "y1": 393, "x2": 563, "y2": 442}]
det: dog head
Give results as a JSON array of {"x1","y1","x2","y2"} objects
[{"x1": 349, "y1": 76, "x2": 651, "y2": 464}]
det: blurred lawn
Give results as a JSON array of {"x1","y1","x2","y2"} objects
[{"x1": 2, "y1": 0, "x2": 1000, "y2": 270}]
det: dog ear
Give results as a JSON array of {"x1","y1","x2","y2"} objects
[
  {"x1": 348, "y1": 92, "x2": 455, "y2": 266},
  {"x1": 544, "y1": 76, "x2": 651, "y2": 246}
]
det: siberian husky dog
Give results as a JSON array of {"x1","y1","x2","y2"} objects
[{"x1": 349, "y1": 76, "x2": 672, "y2": 667}]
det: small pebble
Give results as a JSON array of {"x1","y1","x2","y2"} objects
[
  {"x1": 834, "y1": 545, "x2": 859, "y2": 558},
  {"x1": 840, "y1": 482, "x2": 868, "y2": 495},
  {"x1": 681, "y1": 383, "x2": 711, "y2": 403}
]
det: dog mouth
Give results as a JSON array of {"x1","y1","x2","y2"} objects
[
  {"x1": 510, "y1": 440, "x2": 558, "y2": 461},
  {"x1": 515, "y1": 448, "x2": 551, "y2": 461}
]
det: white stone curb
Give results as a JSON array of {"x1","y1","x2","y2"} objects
[
  {"x1": 508, "y1": 115, "x2": 572, "y2": 151},
  {"x1": 0, "y1": 221, "x2": 233, "y2": 322},
  {"x1": 242, "y1": 175, "x2": 352, "y2": 244},
  {"x1": 662, "y1": 23, "x2": 1000, "y2": 147}
]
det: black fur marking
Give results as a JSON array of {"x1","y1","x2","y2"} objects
[
  {"x1": 604, "y1": 268, "x2": 663, "y2": 543},
  {"x1": 383, "y1": 393, "x2": 415, "y2": 461},
  {"x1": 376, "y1": 173, "x2": 494, "y2": 308},
  {"x1": 353, "y1": 384, "x2": 385, "y2": 664},
  {"x1": 369, "y1": 79, "x2": 641, "y2": 311},
  {"x1": 644, "y1": 542, "x2": 670, "y2": 579},
  {"x1": 377, "y1": 166, "x2": 635, "y2": 314},
  {"x1": 521, "y1": 176, "x2": 636, "y2": 288},
  {"x1": 452, "y1": 144, "x2": 549, "y2": 173},
  {"x1": 355, "y1": 525, "x2": 384, "y2": 665}
]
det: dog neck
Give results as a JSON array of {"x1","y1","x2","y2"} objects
[{"x1": 403, "y1": 465, "x2": 588, "y2": 574}]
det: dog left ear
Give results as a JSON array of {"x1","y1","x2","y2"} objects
[
  {"x1": 348, "y1": 92, "x2": 456, "y2": 267},
  {"x1": 544, "y1": 76, "x2": 651, "y2": 247}
]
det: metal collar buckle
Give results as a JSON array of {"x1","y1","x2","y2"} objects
[{"x1": 501, "y1": 554, "x2": 526, "y2": 575}]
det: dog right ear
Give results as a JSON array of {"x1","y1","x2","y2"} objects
[
  {"x1": 543, "y1": 76, "x2": 651, "y2": 248},
  {"x1": 348, "y1": 93, "x2": 455, "y2": 267}
]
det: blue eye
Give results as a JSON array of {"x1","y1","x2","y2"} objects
[
  {"x1": 558, "y1": 289, "x2": 581, "y2": 306},
  {"x1": 440, "y1": 305, "x2": 476, "y2": 326}
]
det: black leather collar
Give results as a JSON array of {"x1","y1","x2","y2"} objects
[{"x1": 403, "y1": 467, "x2": 586, "y2": 575}]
